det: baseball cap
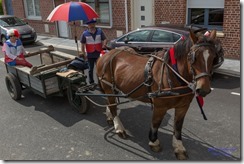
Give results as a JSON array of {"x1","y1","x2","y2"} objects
[{"x1": 86, "y1": 18, "x2": 97, "y2": 24}]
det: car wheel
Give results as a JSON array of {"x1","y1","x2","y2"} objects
[{"x1": 1, "y1": 35, "x2": 6, "y2": 45}]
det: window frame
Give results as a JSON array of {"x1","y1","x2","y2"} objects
[
  {"x1": 186, "y1": 0, "x2": 224, "y2": 31},
  {"x1": 81, "y1": 0, "x2": 112, "y2": 28},
  {"x1": 187, "y1": 8, "x2": 224, "y2": 31},
  {"x1": 23, "y1": 0, "x2": 42, "y2": 20}
]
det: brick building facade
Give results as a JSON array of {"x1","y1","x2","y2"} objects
[{"x1": 2, "y1": 0, "x2": 240, "y2": 59}]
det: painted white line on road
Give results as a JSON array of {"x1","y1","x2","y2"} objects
[{"x1": 231, "y1": 92, "x2": 240, "y2": 96}]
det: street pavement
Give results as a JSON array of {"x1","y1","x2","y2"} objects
[{"x1": 36, "y1": 34, "x2": 241, "y2": 77}]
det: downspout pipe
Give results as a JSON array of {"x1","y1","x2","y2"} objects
[{"x1": 125, "y1": 0, "x2": 128, "y2": 32}]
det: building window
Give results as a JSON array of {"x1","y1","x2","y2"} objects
[
  {"x1": 188, "y1": 8, "x2": 224, "y2": 30},
  {"x1": 187, "y1": 0, "x2": 224, "y2": 31},
  {"x1": 24, "y1": 0, "x2": 41, "y2": 20},
  {"x1": 82, "y1": 0, "x2": 111, "y2": 26}
]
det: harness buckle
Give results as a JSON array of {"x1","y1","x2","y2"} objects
[{"x1": 188, "y1": 82, "x2": 196, "y2": 92}]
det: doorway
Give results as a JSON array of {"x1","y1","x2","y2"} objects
[
  {"x1": 54, "y1": 0, "x2": 69, "y2": 38},
  {"x1": 131, "y1": 0, "x2": 155, "y2": 30}
]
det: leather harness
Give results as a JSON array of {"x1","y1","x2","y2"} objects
[{"x1": 98, "y1": 49, "x2": 195, "y2": 100}]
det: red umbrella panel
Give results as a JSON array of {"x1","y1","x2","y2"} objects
[
  {"x1": 47, "y1": 2, "x2": 99, "y2": 22},
  {"x1": 47, "y1": 2, "x2": 99, "y2": 55}
]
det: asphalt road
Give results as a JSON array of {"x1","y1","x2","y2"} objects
[{"x1": 0, "y1": 43, "x2": 241, "y2": 161}]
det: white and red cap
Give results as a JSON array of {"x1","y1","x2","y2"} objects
[{"x1": 7, "y1": 29, "x2": 20, "y2": 38}]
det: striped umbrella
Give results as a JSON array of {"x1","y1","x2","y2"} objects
[
  {"x1": 47, "y1": 2, "x2": 99, "y2": 55},
  {"x1": 47, "y1": 1, "x2": 99, "y2": 22}
]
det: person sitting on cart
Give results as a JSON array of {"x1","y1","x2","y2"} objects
[{"x1": 2, "y1": 29, "x2": 33, "y2": 68}]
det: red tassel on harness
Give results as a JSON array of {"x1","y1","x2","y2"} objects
[
  {"x1": 196, "y1": 95, "x2": 204, "y2": 107},
  {"x1": 169, "y1": 47, "x2": 176, "y2": 65}
]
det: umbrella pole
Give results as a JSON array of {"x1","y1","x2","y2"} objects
[{"x1": 74, "y1": 21, "x2": 80, "y2": 56}]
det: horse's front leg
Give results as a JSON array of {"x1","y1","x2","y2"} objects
[
  {"x1": 106, "y1": 97, "x2": 127, "y2": 138},
  {"x1": 148, "y1": 105, "x2": 167, "y2": 152},
  {"x1": 173, "y1": 105, "x2": 190, "y2": 160}
]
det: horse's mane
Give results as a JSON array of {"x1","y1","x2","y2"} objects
[
  {"x1": 174, "y1": 37, "x2": 192, "y2": 60},
  {"x1": 174, "y1": 34, "x2": 217, "y2": 60}
]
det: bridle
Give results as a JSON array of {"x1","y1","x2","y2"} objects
[{"x1": 188, "y1": 42, "x2": 216, "y2": 80}]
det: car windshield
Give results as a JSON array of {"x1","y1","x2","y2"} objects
[{"x1": 0, "y1": 17, "x2": 26, "y2": 27}]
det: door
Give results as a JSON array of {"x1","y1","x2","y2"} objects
[
  {"x1": 131, "y1": 0, "x2": 154, "y2": 30},
  {"x1": 58, "y1": 21, "x2": 69, "y2": 38},
  {"x1": 54, "y1": 0, "x2": 69, "y2": 38}
]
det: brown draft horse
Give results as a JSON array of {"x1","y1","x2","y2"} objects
[{"x1": 96, "y1": 30, "x2": 218, "y2": 160}]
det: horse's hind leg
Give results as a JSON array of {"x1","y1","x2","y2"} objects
[
  {"x1": 148, "y1": 106, "x2": 167, "y2": 152},
  {"x1": 172, "y1": 105, "x2": 190, "y2": 160},
  {"x1": 106, "y1": 97, "x2": 127, "y2": 138}
]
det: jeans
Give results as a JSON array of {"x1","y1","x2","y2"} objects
[{"x1": 88, "y1": 58, "x2": 98, "y2": 84}]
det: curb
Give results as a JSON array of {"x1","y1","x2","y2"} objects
[
  {"x1": 36, "y1": 39, "x2": 78, "y2": 51},
  {"x1": 214, "y1": 69, "x2": 240, "y2": 78}
]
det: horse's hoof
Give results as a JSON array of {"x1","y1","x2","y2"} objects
[
  {"x1": 150, "y1": 145, "x2": 162, "y2": 152},
  {"x1": 107, "y1": 119, "x2": 114, "y2": 125},
  {"x1": 117, "y1": 131, "x2": 127, "y2": 139},
  {"x1": 149, "y1": 139, "x2": 161, "y2": 152},
  {"x1": 175, "y1": 152, "x2": 188, "y2": 160}
]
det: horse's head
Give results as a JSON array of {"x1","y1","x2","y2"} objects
[{"x1": 188, "y1": 29, "x2": 218, "y2": 97}]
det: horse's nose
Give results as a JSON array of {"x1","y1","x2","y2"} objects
[{"x1": 196, "y1": 88, "x2": 211, "y2": 97}]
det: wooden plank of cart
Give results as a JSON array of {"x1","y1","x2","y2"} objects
[{"x1": 0, "y1": 45, "x2": 92, "y2": 114}]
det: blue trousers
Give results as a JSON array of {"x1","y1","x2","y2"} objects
[{"x1": 88, "y1": 58, "x2": 98, "y2": 84}]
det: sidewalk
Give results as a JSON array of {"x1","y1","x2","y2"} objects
[{"x1": 36, "y1": 35, "x2": 241, "y2": 77}]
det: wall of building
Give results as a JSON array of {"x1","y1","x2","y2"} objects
[
  {"x1": 154, "y1": 0, "x2": 240, "y2": 59},
  {"x1": 154, "y1": 0, "x2": 186, "y2": 25},
  {"x1": 6, "y1": 0, "x2": 241, "y2": 59},
  {"x1": 222, "y1": 0, "x2": 240, "y2": 59}
]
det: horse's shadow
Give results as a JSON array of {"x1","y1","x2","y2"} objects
[
  {"x1": 103, "y1": 104, "x2": 240, "y2": 161},
  {"x1": 16, "y1": 90, "x2": 240, "y2": 161},
  {"x1": 17, "y1": 89, "x2": 108, "y2": 127}
]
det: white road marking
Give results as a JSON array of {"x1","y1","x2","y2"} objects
[{"x1": 231, "y1": 92, "x2": 240, "y2": 96}]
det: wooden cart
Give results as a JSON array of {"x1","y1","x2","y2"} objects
[{"x1": 1, "y1": 46, "x2": 90, "y2": 114}]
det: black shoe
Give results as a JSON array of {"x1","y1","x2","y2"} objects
[{"x1": 89, "y1": 83, "x2": 97, "y2": 91}]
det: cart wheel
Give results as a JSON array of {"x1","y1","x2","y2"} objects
[
  {"x1": 67, "y1": 86, "x2": 89, "y2": 114},
  {"x1": 5, "y1": 73, "x2": 22, "y2": 100}
]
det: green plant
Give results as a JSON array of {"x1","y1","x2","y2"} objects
[{"x1": 0, "y1": 0, "x2": 3, "y2": 15}]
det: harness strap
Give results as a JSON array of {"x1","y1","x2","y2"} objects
[
  {"x1": 195, "y1": 72, "x2": 210, "y2": 79},
  {"x1": 148, "y1": 86, "x2": 193, "y2": 98},
  {"x1": 144, "y1": 55, "x2": 155, "y2": 86},
  {"x1": 100, "y1": 49, "x2": 123, "y2": 92}
]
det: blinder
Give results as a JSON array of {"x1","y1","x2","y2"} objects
[{"x1": 188, "y1": 43, "x2": 216, "y2": 80}]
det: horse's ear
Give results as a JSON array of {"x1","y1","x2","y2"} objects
[
  {"x1": 209, "y1": 29, "x2": 217, "y2": 40},
  {"x1": 189, "y1": 29, "x2": 198, "y2": 44}
]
